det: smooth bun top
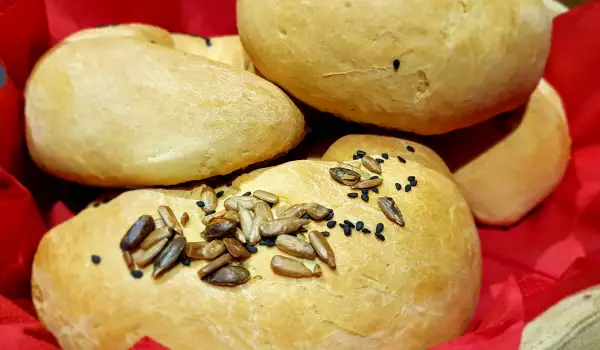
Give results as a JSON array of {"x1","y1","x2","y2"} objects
[
  {"x1": 237, "y1": 0, "x2": 552, "y2": 134},
  {"x1": 62, "y1": 23, "x2": 174, "y2": 46},
  {"x1": 33, "y1": 153, "x2": 480, "y2": 349}
]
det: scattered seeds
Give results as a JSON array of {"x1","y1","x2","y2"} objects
[
  {"x1": 395, "y1": 183, "x2": 402, "y2": 191},
  {"x1": 203, "y1": 265, "x2": 251, "y2": 286},
  {"x1": 134, "y1": 237, "x2": 170, "y2": 267},
  {"x1": 378, "y1": 197, "x2": 405, "y2": 227},
  {"x1": 393, "y1": 59, "x2": 400, "y2": 70},
  {"x1": 205, "y1": 210, "x2": 216, "y2": 215},
  {"x1": 353, "y1": 155, "x2": 359, "y2": 160},
  {"x1": 337, "y1": 161, "x2": 370, "y2": 180},
  {"x1": 330, "y1": 167, "x2": 361, "y2": 186},
  {"x1": 361, "y1": 193, "x2": 369, "y2": 202},
  {"x1": 122, "y1": 251, "x2": 134, "y2": 271},
  {"x1": 226, "y1": 182, "x2": 233, "y2": 187},
  {"x1": 202, "y1": 209, "x2": 226, "y2": 225},
  {"x1": 181, "y1": 257, "x2": 191, "y2": 266},
  {"x1": 382, "y1": 153, "x2": 389, "y2": 159},
  {"x1": 376, "y1": 158, "x2": 384, "y2": 163},
  {"x1": 238, "y1": 206, "x2": 256, "y2": 243},
  {"x1": 223, "y1": 210, "x2": 240, "y2": 223},
  {"x1": 408, "y1": 176, "x2": 416, "y2": 182},
  {"x1": 303, "y1": 203, "x2": 330, "y2": 220},
  {"x1": 405, "y1": 185, "x2": 412, "y2": 192},
  {"x1": 362, "y1": 228, "x2": 371, "y2": 234},
  {"x1": 197, "y1": 253, "x2": 233, "y2": 279},
  {"x1": 243, "y1": 191, "x2": 251, "y2": 196},
  {"x1": 375, "y1": 232, "x2": 386, "y2": 241},
  {"x1": 276, "y1": 235, "x2": 316, "y2": 260},
  {"x1": 376, "y1": 223, "x2": 384, "y2": 234},
  {"x1": 398, "y1": 156, "x2": 407, "y2": 163},
  {"x1": 370, "y1": 176, "x2": 379, "y2": 180},
  {"x1": 131, "y1": 270, "x2": 144, "y2": 279},
  {"x1": 223, "y1": 238, "x2": 251, "y2": 259},
  {"x1": 347, "y1": 193, "x2": 359, "y2": 198},
  {"x1": 203, "y1": 218, "x2": 237, "y2": 240},
  {"x1": 343, "y1": 224, "x2": 352, "y2": 236},
  {"x1": 280, "y1": 204, "x2": 306, "y2": 219},
  {"x1": 301, "y1": 213, "x2": 311, "y2": 220},
  {"x1": 181, "y1": 212, "x2": 190, "y2": 227},
  {"x1": 196, "y1": 201, "x2": 205, "y2": 208},
  {"x1": 152, "y1": 236, "x2": 187, "y2": 278},
  {"x1": 352, "y1": 178, "x2": 383, "y2": 189},
  {"x1": 324, "y1": 210, "x2": 335, "y2": 221},
  {"x1": 202, "y1": 240, "x2": 226, "y2": 260},
  {"x1": 158, "y1": 206, "x2": 183, "y2": 235},
  {"x1": 120, "y1": 215, "x2": 155, "y2": 251},
  {"x1": 321, "y1": 231, "x2": 330, "y2": 237},
  {"x1": 224, "y1": 196, "x2": 261, "y2": 211},
  {"x1": 313, "y1": 264, "x2": 322, "y2": 277},
  {"x1": 254, "y1": 201, "x2": 274, "y2": 221},
  {"x1": 344, "y1": 220, "x2": 355, "y2": 228},
  {"x1": 200, "y1": 187, "x2": 218, "y2": 213},
  {"x1": 271, "y1": 255, "x2": 315, "y2": 278},
  {"x1": 259, "y1": 237, "x2": 277, "y2": 247},
  {"x1": 234, "y1": 227, "x2": 247, "y2": 244},
  {"x1": 356, "y1": 150, "x2": 366, "y2": 157},
  {"x1": 140, "y1": 226, "x2": 172, "y2": 250},
  {"x1": 91, "y1": 255, "x2": 101, "y2": 264},
  {"x1": 246, "y1": 244, "x2": 258, "y2": 254},
  {"x1": 327, "y1": 221, "x2": 336, "y2": 228},
  {"x1": 362, "y1": 189, "x2": 369, "y2": 194},
  {"x1": 154, "y1": 218, "x2": 166, "y2": 229},
  {"x1": 309, "y1": 230, "x2": 336, "y2": 268},
  {"x1": 372, "y1": 188, "x2": 379, "y2": 194},
  {"x1": 185, "y1": 242, "x2": 209, "y2": 260},
  {"x1": 361, "y1": 156, "x2": 382, "y2": 174},
  {"x1": 253, "y1": 190, "x2": 279, "y2": 204},
  {"x1": 216, "y1": 191, "x2": 224, "y2": 198},
  {"x1": 356, "y1": 221, "x2": 364, "y2": 231},
  {"x1": 298, "y1": 227, "x2": 308, "y2": 233},
  {"x1": 410, "y1": 180, "x2": 418, "y2": 187},
  {"x1": 407, "y1": 145, "x2": 415, "y2": 152},
  {"x1": 260, "y1": 218, "x2": 310, "y2": 237}
]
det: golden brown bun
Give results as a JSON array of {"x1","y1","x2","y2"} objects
[
  {"x1": 62, "y1": 23, "x2": 174, "y2": 47},
  {"x1": 427, "y1": 79, "x2": 571, "y2": 226},
  {"x1": 32, "y1": 156, "x2": 481, "y2": 349},
  {"x1": 237, "y1": 0, "x2": 552, "y2": 135},
  {"x1": 171, "y1": 34, "x2": 254, "y2": 72},
  {"x1": 25, "y1": 37, "x2": 305, "y2": 188}
]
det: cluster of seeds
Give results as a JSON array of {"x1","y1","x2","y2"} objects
[{"x1": 109, "y1": 188, "x2": 338, "y2": 286}]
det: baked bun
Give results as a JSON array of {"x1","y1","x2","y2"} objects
[
  {"x1": 427, "y1": 79, "x2": 571, "y2": 226},
  {"x1": 25, "y1": 36, "x2": 305, "y2": 187},
  {"x1": 62, "y1": 23, "x2": 174, "y2": 47},
  {"x1": 32, "y1": 154, "x2": 480, "y2": 349},
  {"x1": 237, "y1": 0, "x2": 552, "y2": 135},
  {"x1": 171, "y1": 34, "x2": 254, "y2": 72}
]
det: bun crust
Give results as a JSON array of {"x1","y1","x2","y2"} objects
[
  {"x1": 171, "y1": 34, "x2": 254, "y2": 72},
  {"x1": 32, "y1": 155, "x2": 480, "y2": 349}
]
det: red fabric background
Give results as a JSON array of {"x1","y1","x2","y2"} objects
[{"x1": 1, "y1": 0, "x2": 600, "y2": 348}]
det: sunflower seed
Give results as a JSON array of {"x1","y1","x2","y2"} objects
[
  {"x1": 351, "y1": 178, "x2": 383, "y2": 189},
  {"x1": 224, "y1": 196, "x2": 261, "y2": 211},
  {"x1": 377, "y1": 197, "x2": 405, "y2": 227},
  {"x1": 152, "y1": 236, "x2": 186, "y2": 278},
  {"x1": 234, "y1": 227, "x2": 247, "y2": 244},
  {"x1": 336, "y1": 161, "x2": 370, "y2": 181},
  {"x1": 254, "y1": 201, "x2": 274, "y2": 221},
  {"x1": 271, "y1": 255, "x2": 315, "y2": 278},
  {"x1": 260, "y1": 218, "x2": 311, "y2": 237},
  {"x1": 329, "y1": 167, "x2": 361, "y2": 186},
  {"x1": 308, "y1": 231, "x2": 336, "y2": 268},
  {"x1": 279, "y1": 204, "x2": 306, "y2": 219},
  {"x1": 190, "y1": 184, "x2": 207, "y2": 200},
  {"x1": 202, "y1": 240, "x2": 226, "y2": 260},
  {"x1": 237, "y1": 206, "x2": 256, "y2": 244},
  {"x1": 253, "y1": 190, "x2": 279, "y2": 204},
  {"x1": 185, "y1": 241, "x2": 209, "y2": 260},
  {"x1": 120, "y1": 215, "x2": 155, "y2": 251},
  {"x1": 122, "y1": 251, "x2": 134, "y2": 272},
  {"x1": 203, "y1": 218, "x2": 237, "y2": 240},
  {"x1": 180, "y1": 212, "x2": 189, "y2": 227},
  {"x1": 223, "y1": 238, "x2": 251, "y2": 259},
  {"x1": 140, "y1": 226, "x2": 173, "y2": 250},
  {"x1": 197, "y1": 253, "x2": 233, "y2": 279},
  {"x1": 202, "y1": 210, "x2": 227, "y2": 225},
  {"x1": 223, "y1": 210, "x2": 240, "y2": 223},
  {"x1": 302, "y1": 203, "x2": 330, "y2": 220},
  {"x1": 361, "y1": 156, "x2": 382, "y2": 174},
  {"x1": 158, "y1": 205, "x2": 183, "y2": 235},
  {"x1": 203, "y1": 265, "x2": 251, "y2": 286},
  {"x1": 134, "y1": 237, "x2": 170, "y2": 267},
  {"x1": 200, "y1": 187, "x2": 218, "y2": 213},
  {"x1": 153, "y1": 218, "x2": 166, "y2": 229},
  {"x1": 275, "y1": 235, "x2": 316, "y2": 260},
  {"x1": 313, "y1": 264, "x2": 322, "y2": 277}
]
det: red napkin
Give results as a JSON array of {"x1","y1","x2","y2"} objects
[{"x1": 1, "y1": 0, "x2": 600, "y2": 348}]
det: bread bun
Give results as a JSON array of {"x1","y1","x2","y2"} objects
[
  {"x1": 25, "y1": 36, "x2": 305, "y2": 187},
  {"x1": 237, "y1": 0, "x2": 552, "y2": 135},
  {"x1": 32, "y1": 155, "x2": 480, "y2": 349},
  {"x1": 427, "y1": 79, "x2": 571, "y2": 226},
  {"x1": 62, "y1": 23, "x2": 174, "y2": 47},
  {"x1": 171, "y1": 34, "x2": 254, "y2": 72}
]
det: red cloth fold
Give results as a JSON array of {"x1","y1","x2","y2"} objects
[{"x1": 1, "y1": 0, "x2": 600, "y2": 348}]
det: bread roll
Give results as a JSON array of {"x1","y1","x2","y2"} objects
[
  {"x1": 25, "y1": 37, "x2": 305, "y2": 187},
  {"x1": 32, "y1": 155, "x2": 480, "y2": 349},
  {"x1": 171, "y1": 34, "x2": 254, "y2": 72},
  {"x1": 426, "y1": 79, "x2": 571, "y2": 226},
  {"x1": 237, "y1": 0, "x2": 552, "y2": 135},
  {"x1": 62, "y1": 23, "x2": 174, "y2": 47}
]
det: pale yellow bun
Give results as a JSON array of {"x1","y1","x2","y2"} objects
[
  {"x1": 25, "y1": 36, "x2": 305, "y2": 188},
  {"x1": 32, "y1": 155, "x2": 481, "y2": 349},
  {"x1": 237, "y1": 0, "x2": 552, "y2": 135},
  {"x1": 171, "y1": 34, "x2": 254, "y2": 72},
  {"x1": 62, "y1": 23, "x2": 174, "y2": 47},
  {"x1": 427, "y1": 79, "x2": 571, "y2": 226}
]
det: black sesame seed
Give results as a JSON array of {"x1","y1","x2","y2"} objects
[
  {"x1": 395, "y1": 183, "x2": 401, "y2": 191},
  {"x1": 376, "y1": 158, "x2": 384, "y2": 163},
  {"x1": 243, "y1": 191, "x2": 251, "y2": 196},
  {"x1": 339, "y1": 223, "x2": 345, "y2": 229},
  {"x1": 343, "y1": 224, "x2": 352, "y2": 236},
  {"x1": 370, "y1": 176, "x2": 379, "y2": 180},
  {"x1": 372, "y1": 188, "x2": 379, "y2": 194},
  {"x1": 405, "y1": 185, "x2": 412, "y2": 192},
  {"x1": 131, "y1": 270, "x2": 144, "y2": 279},
  {"x1": 246, "y1": 244, "x2": 258, "y2": 254},
  {"x1": 216, "y1": 191, "x2": 224, "y2": 198},
  {"x1": 298, "y1": 227, "x2": 308, "y2": 233},
  {"x1": 348, "y1": 193, "x2": 359, "y2": 198},
  {"x1": 205, "y1": 210, "x2": 216, "y2": 215},
  {"x1": 325, "y1": 210, "x2": 335, "y2": 221},
  {"x1": 356, "y1": 221, "x2": 364, "y2": 231},
  {"x1": 357, "y1": 150, "x2": 366, "y2": 157},
  {"x1": 376, "y1": 223, "x2": 384, "y2": 234},
  {"x1": 393, "y1": 59, "x2": 400, "y2": 70},
  {"x1": 321, "y1": 231, "x2": 330, "y2": 237},
  {"x1": 327, "y1": 221, "x2": 337, "y2": 228},
  {"x1": 226, "y1": 182, "x2": 233, "y2": 187},
  {"x1": 410, "y1": 180, "x2": 418, "y2": 187},
  {"x1": 196, "y1": 201, "x2": 206, "y2": 208},
  {"x1": 408, "y1": 176, "x2": 416, "y2": 182},
  {"x1": 375, "y1": 232, "x2": 386, "y2": 241},
  {"x1": 259, "y1": 238, "x2": 276, "y2": 247},
  {"x1": 361, "y1": 193, "x2": 369, "y2": 202},
  {"x1": 362, "y1": 228, "x2": 371, "y2": 234},
  {"x1": 407, "y1": 145, "x2": 415, "y2": 152},
  {"x1": 91, "y1": 255, "x2": 101, "y2": 264},
  {"x1": 204, "y1": 38, "x2": 212, "y2": 47},
  {"x1": 93, "y1": 202, "x2": 101, "y2": 207},
  {"x1": 301, "y1": 213, "x2": 311, "y2": 220},
  {"x1": 181, "y1": 257, "x2": 191, "y2": 266},
  {"x1": 353, "y1": 154, "x2": 359, "y2": 160},
  {"x1": 361, "y1": 189, "x2": 369, "y2": 195},
  {"x1": 398, "y1": 156, "x2": 406, "y2": 163},
  {"x1": 344, "y1": 220, "x2": 355, "y2": 228},
  {"x1": 382, "y1": 153, "x2": 389, "y2": 159}
]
